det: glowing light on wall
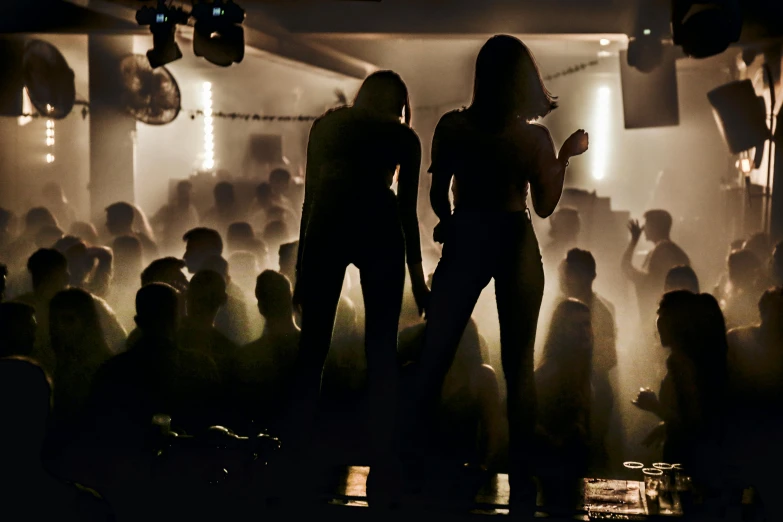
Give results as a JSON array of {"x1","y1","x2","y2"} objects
[
  {"x1": 599, "y1": 38, "x2": 610, "y2": 46},
  {"x1": 46, "y1": 119, "x2": 55, "y2": 163},
  {"x1": 591, "y1": 86, "x2": 611, "y2": 181},
  {"x1": 202, "y1": 82, "x2": 215, "y2": 171}
]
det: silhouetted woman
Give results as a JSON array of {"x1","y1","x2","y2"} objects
[
  {"x1": 286, "y1": 70, "x2": 429, "y2": 505},
  {"x1": 633, "y1": 291, "x2": 728, "y2": 511},
  {"x1": 408, "y1": 35, "x2": 588, "y2": 511}
]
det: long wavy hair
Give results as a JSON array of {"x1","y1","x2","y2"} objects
[
  {"x1": 353, "y1": 70, "x2": 412, "y2": 126},
  {"x1": 470, "y1": 35, "x2": 558, "y2": 127}
]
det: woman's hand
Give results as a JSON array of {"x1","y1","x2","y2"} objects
[
  {"x1": 632, "y1": 387, "x2": 660, "y2": 413},
  {"x1": 561, "y1": 129, "x2": 589, "y2": 159},
  {"x1": 642, "y1": 422, "x2": 666, "y2": 448}
]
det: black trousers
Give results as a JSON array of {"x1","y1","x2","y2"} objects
[
  {"x1": 286, "y1": 210, "x2": 406, "y2": 477},
  {"x1": 410, "y1": 210, "x2": 544, "y2": 504}
]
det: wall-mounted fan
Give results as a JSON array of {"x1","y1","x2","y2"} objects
[
  {"x1": 22, "y1": 39, "x2": 76, "y2": 120},
  {"x1": 119, "y1": 54, "x2": 181, "y2": 125}
]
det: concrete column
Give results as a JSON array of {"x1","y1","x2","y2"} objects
[{"x1": 88, "y1": 35, "x2": 136, "y2": 221}]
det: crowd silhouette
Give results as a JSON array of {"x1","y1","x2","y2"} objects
[{"x1": 0, "y1": 33, "x2": 782, "y2": 521}]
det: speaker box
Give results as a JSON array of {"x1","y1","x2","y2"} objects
[
  {"x1": 619, "y1": 48, "x2": 680, "y2": 129},
  {"x1": 0, "y1": 38, "x2": 24, "y2": 116},
  {"x1": 707, "y1": 79, "x2": 768, "y2": 155}
]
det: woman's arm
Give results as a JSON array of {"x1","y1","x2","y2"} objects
[
  {"x1": 528, "y1": 125, "x2": 588, "y2": 218},
  {"x1": 398, "y1": 132, "x2": 429, "y2": 314}
]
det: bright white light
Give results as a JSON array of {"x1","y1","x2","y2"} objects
[
  {"x1": 46, "y1": 129, "x2": 55, "y2": 138},
  {"x1": 643, "y1": 28, "x2": 651, "y2": 36},
  {"x1": 591, "y1": 86, "x2": 611, "y2": 181},
  {"x1": 46, "y1": 154, "x2": 55, "y2": 164},
  {"x1": 203, "y1": 82, "x2": 212, "y2": 91},
  {"x1": 205, "y1": 116, "x2": 214, "y2": 125},
  {"x1": 46, "y1": 104, "x2": 54, "y2": 113},
  {"x1": 599, "y1": 38, "x2": 610, "y2": 46},
  {"x1": 46, "y1": 120, "x2": 54, "y2": 129},
  {"x1": 203, "y1": 81, "x2": 216, "y2": 171},
  {"x1": 204, "y1": 159, "x2": 215, "y2": 170},
  {"x1": 46, "y1": 137, "x2": 55, "y2": 146},
  {"x1": 741, "y1": 158, "x2": 752, "y2": 174},
  {"x1": 204, "y1": 109, "x2": 213, "y2": 117}
]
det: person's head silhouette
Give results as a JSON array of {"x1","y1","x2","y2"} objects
[
  {"x1": 255, "y1": 182, "x2": 274, "y2": 210},
  {"x1": 141, "y1": 257, "x2": 188, "y2": 293},
  {"x1": 728, "y1": 249, "x2": 760, "y2": 292},
  {"x1": 255, "y1": 270, "x2": 293, "y2": 322},
  {"x1": 0, "y1": 357, "x2": 52, "y2": 467},
  {"x1": 278, "y1": 241, "x2": 299, "y2": 280},
  {"x1": 541, "y1": 298, "x2": 592, "y2": 369},
  {"x1": 642, "y1": 209, "x2": 673, "y2": 244},
  {"x1": 743, "y1": 232, "x2": 771, "y2": 266},
  {"x1": 354, "y1": 70, "x2": 411, "y2": 124},
  {"x1": 0, "y1": 303, "x2": 36, "y2": 358},
  {"x1": 559, "y1": 248, "x2": 596, "y2": 299},
  {"x1": 27, "y1": 248, "x2": 69, "y2": 299},
  {"x1": 759, "y1": 287, "x2": 783, "y2": 333},
  {"x1": 269, "y1": 168, "x2": 292, "y2": 197},
  {"x1": 213, "y1": 182, "x2": 235, "y2": 211},
  {"x1": 227, "y1": 222, "x2": 257, "y2": 252},
  {"x1": 657, "y1": 291, "x2": 727, "y2": 365},
  {"x1": 549, "y1": 208, "x2": 581, "y2": 243},
  {"x1": 471, "y1": 34, "x2": 557, "y2": 126},
  {"x1": 24, "y1": 207, "x2": 58, "y2": 236},
  {"x1": 135, "y1": 283, "x2": 180, "y2": 341},
  {"x1": 176, "y1": 180, "x2": 193, "y2": 208},
  {"x1": 49, "y1": 288, "x2": 106, "y2": 358},
  {"x1": 187, "y1": 270, "x2": 227, "y2": 325},
  {"x1": 182, "y1": 227, "x2": 223, "y2": 274},
  {"x1": 105, "y1": 202, "x2": 136, "y2": 237},
  {"x1": 665, "y1": 265, "x2": 700, "y2": 294}
]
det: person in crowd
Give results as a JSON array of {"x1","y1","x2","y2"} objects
[
  {"x1": 251, "y1": 182, "x2": 284, "y2": 231},
  {"x1": 151, "y1": 180, "x2": 200, "y2": 253},
  {"x1": 720, "y1": 249, "x2": 763, "y2": 329},
  {"x1": 46, "y1": 289, "x2": 113, "y2": 456},
  {"x1": 89, "y1": 283, "x2": 220, "y2": 441},
  {"x1": 633, "y1": 291, "x2": 727, "y2": 509},
  {"x1": 268, "y1": 168, "x2": 295, "y2": 211},
  {"x1": 263, "y1": 220, "x2": 290, "y2": 255},
  {"x1": 182, "y1": 227, "x2": 223, "y2": 274},
  {"x1": 0, "y1": 356, "x2": 114, "y2": 521},
  {"x1": 227, "y1": 251, "x2": 264, "y2": 339},
  {"x1": 622, "y1": 210, "x2": 690, "y2": 327},
  {"x1": 104, "y1": 202, "x2": 158, "y2": 262},
  {"x1": 534, "y1": 299, "x2": 593, "y2": 511},
  {"x1": 278, "y1": 241, "x2": 298, "y2": 284},
  {"x1": 227, "y1": 221, "x2": 268, "y2": 262},
  {"x1": 109, "y1": 236, "x2": 144, "y2": 331},
  {"x1": 234, "y1": 270, "x2": 300, "y2": 435},
  {"x1": 665, "y1": 265, "x2": 700, "y2": 294},
  {"x1": 179, "y1": 269, "x2": 238, "y2": 379},
  {"x1": 743, "y1": 232, "x2": 771, "y2": 270},
  {"x1": 140, "y1": 257, "x2": 189, "y2": 294},
  {"x1": 558, "y1": 248, "x2": 617, "y2": 470},
  {"x1": 200, "y1": 254, "x2": 253, "y2": 346},
  {"x1": 286, "y1": 68, "x2": 430, "y2": 507},
  {"x1": 407, "y1": 35, "x2": 588, "y2": 513},
  {"x1": 542, "y1": 207, "x2": 581, "y2": 268},
  {"x1": 202, "y1": 182, "x2": 242, "y2": 236},
  {"x1": 69, "y1": 221, "x2": 100, "y2": 247},
  {"x1": 55, "y1": 236, "x2": 113, "y2": 298},
  {"x1": 14, "y1": 249, "x2": 126, "y2": 371},
  {"x1": 42, "y1": 182, "x2": 77, "y2": 230},
  {"x1": 0, "y1": 302, "x2": 36, "y2": 358}
]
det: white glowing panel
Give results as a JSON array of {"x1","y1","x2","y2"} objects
[
  {"x1": 591, "y1": 86, "x2": 610, "y2": 181},
  {"x1": 45, "y1": 119, "x2": 55, "y2": 164},
  {"x1": 202, "y1": 82, "x2": 215, "y2": 171}
]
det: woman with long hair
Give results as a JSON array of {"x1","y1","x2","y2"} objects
[
  {"x1": 284, "y1": 70, "x2": 429, "y2": 506},
  {"x1": 407, "y1": 35, "x2": 588, "y2": 511}
]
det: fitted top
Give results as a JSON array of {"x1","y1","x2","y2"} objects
[{"x1": 429, "y1": 108, "x2": 552, "y2": 213}]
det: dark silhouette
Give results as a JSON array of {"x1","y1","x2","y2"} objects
[
  {"x1": 535, "y1": 299, "x2": 593, "y2": 511},
  {"x1": 55, "y1": 236, "x2": 113, "y2": 298},
  {"x1": 623, "y1": 210, "x2": 690, "y2": 326},
  {"x1": 268, "y1": 168, "x2": 296, "y2": 211},
  {"x1": 771, "y1": 240, "x2": 783, "y2": 287},
  {"x1": 720, "y1": 249, "x2": 762, "y2": 329},
  {"x1": 0, "y1": 302, "x2": 36, "y2": 358},
  {"x1": 104, "y1": 202, "x2": 159, "y2": 263},
  {"x1": 542, "y1": 207, "x2": 581, "y2": 267},
  {"x1": 0, "y1": 263, "x2": 7, "y2": 302},
  {"x1": 151, "y1": 180, "x2": 200, "y2": 252},
  {"x1": 202, "y1": 182, "x2": 241, "y2": 236},
  {"x1": 200, "y1": 254, "x2": 253, "y2": 346},
  {"x1": 14, "y1": 249, "x2": 126, "y2": 371},
  {"x1": 742, "y1": 232, "x2": 771, "y2": 269},
  {"x1": 182, "y1": 227, "x2": 223, "y2": 274},
  {"x1": 0, "y1": 356, "x2": 114, "y2": 521},
  {"x1": 141, "y1": 257, "x2": 189, "y2": 293},
  {"x1": 407, "y1": 34, "x2": 588, "y2": 512},
  {"x1": 665, "y1": 264, "x2": 700, "y2": 294},
  {"x1": 558, "y1": 248, "x2": 617, "y2": 471},
  {"x1": 278, "y1": 241, "x2": 298, "y2": 283},
  {"x1": 633, "y1": 291, "x2": 727, "y2": 512},
  {"x1": 285, "y1": 69, "x2": 429, "y2": 507}
]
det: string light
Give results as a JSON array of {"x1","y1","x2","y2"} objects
[
  {"x1": 202, "y1": 82, "x2": 215, "y2": 171},
  {"x1": 45, "y1": 119, "x2": 55, "y2": 163}
]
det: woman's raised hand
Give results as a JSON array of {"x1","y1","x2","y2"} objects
[{"x1": 562, "y1": 129, "x2": 589, "y2": 158}]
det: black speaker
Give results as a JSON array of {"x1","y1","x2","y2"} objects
[
  {"x1": 0, "y1": 38, "x2": 24, "y2": 116},
  {"x1": 707, "y1": 79, "x2": 768, "y2": 154},
  {"x1": 619, "y1": 48, "x2": 680, "y2": 129}
]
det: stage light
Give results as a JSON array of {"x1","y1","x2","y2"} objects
[
  {"x1": 672, "y1": 0, "x2": 742, "y2": 59},
  {"x1": 627, "y1": 33, "x2": 664, "y2": 73},
  {"x1": 45, "y1": 119, "x2": 55, "y2": 163},
  {"x1": 136, "y1": 1, "x2": 189, "y2": 68},
  {"x1": 192, "y1": 0, "x2": 246, "y2": 67},
  {"x1": 46, "y1": 153, "x2": 55, "y2": 164},
  {"x1": 599, "y1": 38, "x2": 610, "y2": 46}
]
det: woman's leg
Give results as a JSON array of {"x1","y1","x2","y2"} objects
[{"x1": 494, "y1": 219, "x2": 545, "y2": 511}]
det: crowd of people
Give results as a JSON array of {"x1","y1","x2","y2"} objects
[{"x1": 0, "y1": 34, "x2": 782, "y2": 521}]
